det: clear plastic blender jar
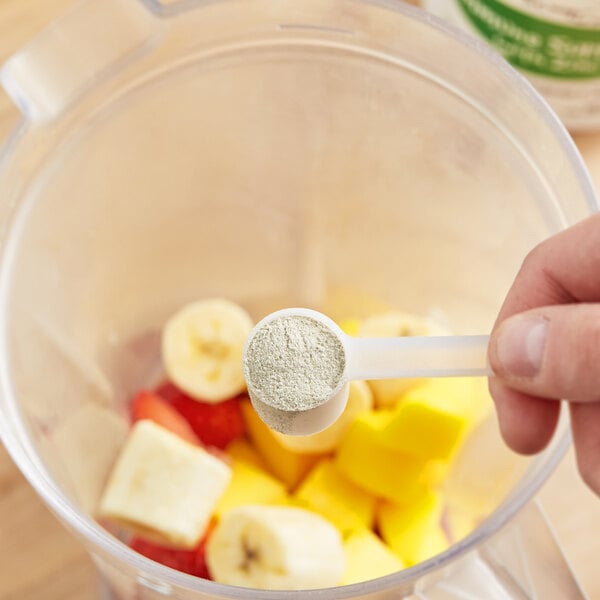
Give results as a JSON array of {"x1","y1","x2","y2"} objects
[{"x1": 0, "y1": 0, "x2": 596, "y2": 598}]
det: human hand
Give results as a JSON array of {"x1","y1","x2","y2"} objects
[{"x1": 487, "y1": 212, "x2": 600, "y2": 495}]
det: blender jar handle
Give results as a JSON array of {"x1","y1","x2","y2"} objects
[
  {"x1": 0, "y1": 0, "x2": 161, "y2": 124},
  {"x1": 414, "y1": 500, "x2": 588, "y2": 600}
]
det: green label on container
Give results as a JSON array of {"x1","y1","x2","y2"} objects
[{"x1": 457, "y1": 0, "x2": 600, "y2": 79}]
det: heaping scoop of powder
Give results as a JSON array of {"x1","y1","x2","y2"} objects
[{"x1": 243, "y1": 315, "x2": 346, "y2": 412}]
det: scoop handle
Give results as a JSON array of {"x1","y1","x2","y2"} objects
[{"x1": 344, "y1": 334, "x2": 491, "y2": 380}]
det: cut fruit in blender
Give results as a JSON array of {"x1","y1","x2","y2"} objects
[
  {"x1": 358, "y1": 311, "x2": 449, "y2": 407},
  {"x1": 274, "y1": 380, "x2": 373, "y2": 454},
  {"x1": 103, "y1": 301, "x2": 484, "y2": 588},
  {"x1": 214, "y1": 459, "x2": 288, "y2": 519},
  {"x1": 334, "y1": 410, "x2": 428, "y2": 504},
  {"x1": 162, "y1": 299, "x2": 253, "y2": 403},
  {"x1": 130, "y1": 532, "x2": 212, "y2": 579},
  {"x1": 206, "y1": 505, "x2": 345, "y2": 590},
  {"x1": 240, "y1": 399, "x2": 323, "y2": 489},
  {"x1": 225, "y1": 438, "x2": 269, "y2": 471},
  {"x1": 377, "y1": 489, "x2": 448, "y2": 566},
  {"x1": 340, "y1": 528, "x2": 406, "y2": 585},
  {"x1": 294, "y1": 459, "x2": 376, "y2": 536},
  {"x1": 337, "y1": 317, "x2": 362, "y2": 336},
  {"x1": 99, "y1": 420, "x2": 231, "y2": 548},
  {"x1": 131, "y1": 390, "x2": 199, "y2": 446},
  {"x1": 155, "y1": 382, "x2": 245, "y2": 449},
  {"x1": 379, "y1": 377, "x2": 492, "y2": 460}
]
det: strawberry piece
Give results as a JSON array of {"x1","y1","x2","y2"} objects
[
  {"x1": 131, "y1": 390, "x2": 199, "y2": 446},
  {"x1": 154, "y1": 381, "x2": 185, "y2": 403},
  {"x1": 130, "y1": 537, "x2": 211, "y2": 579},
  {"x1": 155, "y1": 382, "x2": 245, "y2": 449}
]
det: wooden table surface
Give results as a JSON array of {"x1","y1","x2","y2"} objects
[{"x1": 2, "y1": 1, "x2": 600, "y2": 598}]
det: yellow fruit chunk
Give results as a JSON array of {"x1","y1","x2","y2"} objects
[
  {"x1": 338, "y1": 318, "x2": 362, "y2": 336},
  {"x1": 225, "y1": 438, "x2": 268, "y2": 471},
  {"x1": 380, "y1": 377, "x2": 492, "y2": 460},
  {"x1": 214, "y1": 459, "x2": 288, "y2": 519},
  {"x1": 422, "y1": 460, "x2": 450, "y2": 487},
  {"x1": 274, "y1": 381, "x2": 373, "y2": 454},
  {"x1": 341, "y1": 529, "x2": 405, "y2": 585},
  {"x1": 294, "y1": 460, "x2": 376, "y2": 536},
  {"x1": 334, "y1": 411, "x2": 427, "y2": 504},
  {"x1": 377, "y1": 489, "x2": 448, "y2": 566},
  {"x1": 240, "y1": 400, "x2": 322, "y2": 489}
]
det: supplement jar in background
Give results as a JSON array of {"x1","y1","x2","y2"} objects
[{"x1": 423, "y1": 0, "x2": 600, "y2": 132}]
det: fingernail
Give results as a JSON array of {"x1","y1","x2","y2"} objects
[{"x1": 494, "y1": 315, "x2": 548, "y2": 378}]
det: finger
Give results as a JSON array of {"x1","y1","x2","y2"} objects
[
  {"x1": 570, "y1": 402, "x2": 600, "y2": 496},
  {"x1": 493, "y1": 213, "x2": 600, "y2": 327},
  {"x1": 489, "y1": 303, "x2": 600, "y2": 403},
  {"x1": 488, "y1": 378, "x2": 560, "y2": 455}
]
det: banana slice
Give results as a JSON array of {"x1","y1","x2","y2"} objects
[
  {"x1": 99, "y1": 420, "x2": 231, "y2": 548},
  {"x1": 274, "y1": 380, "x2": 373, "y2": 454},
  {"x1": 206, "y1": 505, "x2": 345, "y2": 589},
  {"x1": 162, "y1": 299, "x2": 253, "y2": 403},
  {"x1": 359, "y1": 311, "x2": 449, "y2": 407}
]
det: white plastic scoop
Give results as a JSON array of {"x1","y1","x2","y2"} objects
[{"x1": 242, "y1": 308, "x2": 491, "y2": 436}]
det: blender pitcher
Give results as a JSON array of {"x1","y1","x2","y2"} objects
[{"x1": 0, "y1": 0, "x2": 595, "y2": 598}]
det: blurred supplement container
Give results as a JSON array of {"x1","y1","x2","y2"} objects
[{"x1": 423, "y1": 0, "x2": 600, "y2": 132}]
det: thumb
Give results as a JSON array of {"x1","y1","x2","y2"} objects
[{"x1": 488, "y1": 303, "x2": 600, "y2": 403}]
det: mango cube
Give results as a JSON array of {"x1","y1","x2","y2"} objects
[
  {"x1": 294, "y1": 460, "x2": 376, "y2": 536},
  {"x1": 380, "y1": 377, "x2": 492, "y2": 460},
  {"x1": 240, "y1": 400, "x2": 322, "y2": 490},
  {"x1": 422, "y1": 459, "x2": 450, "y2": 487},
  {"x1": 377, "y1": 489, "x2": 448, "y2": 566},
  {"x1": 338, "y1": 318, "x2": 362, "y2": 337},
  {"x1": 214, "y1": 459, "x2": 288, "y2": 519},
  {"x1": 334, "y1": 411, "x2": 427, "y2": 504},
  {"x1": 341, "y1": 529, "x2": 405, "y2": 585},
  {"x1": 274, "y1": 380, "x2": 373, "y2": 454},
  {"x1": 225, "y1": 438, "x2": 268, "y2": 471}
]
